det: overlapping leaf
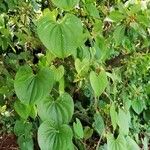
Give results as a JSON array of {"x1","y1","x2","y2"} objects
[
  {"x1": 90, "y1": 70, "x2": 108, "y2": 97},
  {"x1": 14, "y1": 65, "x2": 54, "y2": 105},
  {"x1": 107, "y1": 134, "x2": 127, "y2": 150},
  {"x1": 37, "y1": 13, "x2": 83, "y2": 58},
  {"x1": 37, "y1": 93, "x2": 74, "y2": 124}
]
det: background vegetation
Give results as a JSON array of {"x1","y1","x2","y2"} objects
[{"x1": 0, "y1": 0, "x2": 150, "y2": 150}]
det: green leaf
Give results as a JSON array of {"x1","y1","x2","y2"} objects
[
  {"x1": 92, "y1": 20, "x2": 103, "y2": 36},
  {"x1": 14, "y1": 120, "x2": 32, "y2": 137},
  {"x1": 14, "y1": 100, "x2": 31, "y2": 120},
  {"x1": 50, "y1": 65, "x2": 64, "y2": 81},
  {"x1": 107, "y1": 134, "x2": 127, "y2": 150},
  {"x1": 75, "y1": 58, "x2": 90, "y2": 76},
  {"x1": 0, "y1": 86, "x2": 9, "y2": 94},
  {"x1": 143, "y1": 109, "x2": 150, "y2": 122},
  {"x1": 110, "y1": 103, "x2": 118, "y2": 130},
  {"x1": 59, "y1": 77, "x2": 65, "y2": 94},
  {"x1": 29, "y1": 105, "x2": 37, "y2": 119},
  {"x1": 130, "y1": 22, "x2": 147, "y2": 38},
  {"x1": 52, "y1": 0, "x2": 79, "y2": 10},
  {"x1": 38, "y1": 120, "x2": 73, "y2": 150},
  {"x1": 136, "y1": 15, "x2": 150, "y2": 27},
  {"x1": 0, "y1": 105, "x2": 6, "y2": 114},
  {"x1": 37, "y1": 13, "x2": 83, "y2": 58},
  {"x1": 85, "y1": 3, "x2": 100, "y2": 18},
  {"x1": 95, "y1": 36, "x2": 108, "y2": 61},
  {"x1": 142, "y1": 137, "x2": 148, "y2": 150},
  {"x1": 73, "y1": 118, "x2": 84, "y2": 139},
  {"x1": 117, "y1": 108, "x2": 130, "y2": 135},
  {"x1": 83, "y1": 126, "x2": 93, "y2": 140},
  {"x1": 93, "y1": 113, "x2": 105, "y2": 135},
  {"x1": 109, "y1": 11, "x2": 125, "y2": 22},
  {"x1": 14, "y1": 65, "x2": 54, "y2": 105},
  {"x1": 82, "y1": 0, "x2": 93, "y2": 3},
  {"x1": 146, "y1": 84, "x2": 150, "y2": 95},
  {"x1": 17, "y1": 135, "x2": 34, "y2": 150},
  {"x1": 123, "y1": 98, "x2": 131, "y2": 111},
  {"x1": 132, "y1": 99, "x2": 144, "y2": 114},
  {"x1": 113, "y1": 25, "x2": 125, "y2": 46},
  {"x1": 90, "y1": 70, "x2": 108, "y2": 97},
  {"x1": 37, "y1": 93, "x2": 74, "y2": 124},
  {"x1": 126, "y1": 136, "x2": 140, "y2": 150}
]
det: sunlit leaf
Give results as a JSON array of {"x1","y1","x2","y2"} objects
[
  {"x1": 37, "y1": 93, "x2": 74, "y2": 124},
  {"x1": 37, "y1": 13, "x2": 83, "y2": 58}
]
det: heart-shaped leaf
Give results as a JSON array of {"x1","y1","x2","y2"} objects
[
  {"x1": 107, "y1": 134, "x2": 127, "y2": 150},
  {"x1": 83, "y1": 126, "x2": 93, "y2": 140},
  {"x1": 37, "y1": 93, "x2": 74, "y2": 124},
  {"x1": 73, "y1": 118, "x2": 84, "y2": 139},
  {"x1": 37, "y1": 13, "x2": 83, "y2": 58},
  {"x1": 132, "y1": 99, "x2": 144, "y2": 114},
  {"x1": 14, "y1": 65, "x2": 54, "y2": 105},
  {"x1": 75, "y1": 58, "x2": 90, "y2": 76},
  {"x1": 90, "y1": 70, "x2": 108, "y2": 97},
  {"x1": 52, "y1": 0, "x2": 79, "y2": 10},
  {"x1": 38, "y1": 120, "x2": 73, "y2": 150},
  {"x1": 50, "y1": 65, "x2": 64, "y2": 81}
]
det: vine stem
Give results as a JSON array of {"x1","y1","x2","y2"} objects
[
  {"x1": 94, "y1": 96, "x2": 99, "y2": 112},
  {"x1": 96, "y1": 130, "x2": 104, "y2": 150}
]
